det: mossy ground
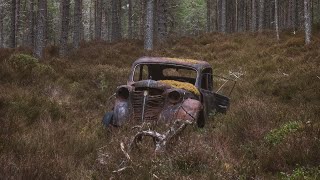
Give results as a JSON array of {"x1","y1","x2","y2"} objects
[{"x1": 0, "y1": 32, "x2": 319, "y2": 179}]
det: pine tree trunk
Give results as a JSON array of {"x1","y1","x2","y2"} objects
[
  {"x1": 15, "y1": 0, "x2": 20, "y2": 46},
  {"x1": 0, "y1": 0, "x2": 4, "y2": 47},
  {"x1": 144, "y1": 0, "x2": 154, "y2": 50},
  {"x1": 252, "y1": 0, "x2": 257, "y2": 32},
  {"x1": 59, "y1": 0, "x2": 70, "y2": 57},
  {"x1": 139, "y1": 0, "x2": 145, "y2": 40},
  {"x1": 10, "y1": 0, "x2": 16, "y2": 48},
  {"x1": 128, "y1": 0, "x2": 133, "y2": 39},
  {"x1": 34, "y1": 0, "x2": 46, "y2": 58},
  {"x1": 207, "y1": 0, "x2": 212, "y2": 32},
  {"x1": 73, "y1": 0, "x2": 82, "y2": 49},
  {"x1": 235, "y1": 0, "x2": 238, "y2": 32},
  {"x1": 27, "y1": 0, "x2": 35, "y2": 48},
  {"x1": 221, "y1": 0, "x2": 226, "y2": 33},
  {"x1": 111, "y1": 0, "x2": 121, "y2": 41},
  {"x1": 304, "y1": 0, "x2": 311, "y2": 44},
  {"x1": 95, "y1": 0, "x2": 102, "y2": 40},
  {"x1": 89, "y1": 0, "x2": 93, "y2": 40},
  {"x1": 292, "y1": 0, "x2": 297, "y2": 32},
  {"x1": 157, "y1": 0, "x2": 167, "y2": 43},
  {"x1": 212, "y1": 0, "x2": 217, "y2": 31},
  {"x1": 258, "y1": 0, "x2": 264, "y2": 32},
  {"x1": 105, "y1": 0, "x2": 112, "y2": 42},
  {"x1": 275, "y1": 0, "x2": 280, "y2": 41}
]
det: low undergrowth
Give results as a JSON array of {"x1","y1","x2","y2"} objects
[{"x1": 0, "y1": 32, "x2": 319, "y2": 179}]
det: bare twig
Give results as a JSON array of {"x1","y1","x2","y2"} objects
[
  {"x1": 229, "y1": 70, "x2": 244, "y2": 79},
  {"x1": 120, "y1": 142, "x2": 131, "y2": 161},
  {"x1": 112, "y1": 166, "x2": 132, "y2": 173}
]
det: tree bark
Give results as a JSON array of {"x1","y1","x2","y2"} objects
[
  {"x1": 59, "y1": 0, "x2": 70, "y2": 57},
  {"x1": 157, "y1": 0, "x2": 167, "y2": 43},
  {"x1": 251, "y1": 0, "x2": 257, "y2": 32},
  {"x1": 27, "y1": 0, "x2": 35, "y2": 48},
  {"x1": 15, "y1": 0, "x2": 20, "y2": 46},
  {"x1": 73, "y1": 0, "x2": 82, "y2": 49},
  {"x1": 235, "y1": 0, "x2": 238, "y2": 32},
  {"x1": 221, "y1": 0, "x2": 226, "y2": 33},
  {"x1": 111, "y1": 0, "x2": 121, "y2": 41},
  {"x1": 128, "y1": 0, "x2": 133, "y2": 39},
  {"x1": 95, "y1": 0, "x2": 102, "y2": 40},
  {"x1": 34, "y1": 0, "x2": 46, "y2": 58},
  {"x1": 0, "y1": 0, "x2": 4, "y2": 47},
  {"x1": 144, "y1": 0, "x2": 154, "y2": 50},
  {"x1": 275, "y1": 0, "x2": 280, "y2": 41},
  {"x1": 207, "y1": 0, "x2": 212, "y2": 32},
  {"x1": 258, "y1": 0, "x2": 264, "y2": 32},
  {"x1": 9, "y1": 0, "x2": 16, "y2": 48},
  {"x1": 304, "y1": 0, "x2": 311, "y2": 44}
]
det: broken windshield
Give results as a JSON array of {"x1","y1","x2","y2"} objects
[{"x1": 133, "y1": 64, "x2": 198, "y2": 85}]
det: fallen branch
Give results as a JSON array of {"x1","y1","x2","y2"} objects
[{"x1": 130, "y1": 119, "x2": 194, "y2": 153}]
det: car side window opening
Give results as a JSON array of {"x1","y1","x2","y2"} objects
[
  {"x1": 201, "y1": 68, "x2": 213, "y2": 91},
  {"x1": 133, "y1": 64, "x2": 150, "y2": 81}
]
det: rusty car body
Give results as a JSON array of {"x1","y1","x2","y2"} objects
[{"x1": 103, "y1": 57, "x2": 231, "y2": 128}]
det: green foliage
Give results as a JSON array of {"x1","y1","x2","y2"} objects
[
  {"x1": 98, "y1": 72, "x2": 109, "y2": 91},
  {"x1": 265, "y1": 121, "x2": 301, "y2": 146},
  {"x1": 8, "y1": 94, "x2": 65, "y2": 125},
  {"x1": 280, "y1": 167, "x2": 320, "y2": 180},
  {"x1": 176, "y1": 0, "x2": 206, "y2": 35},
  {"x1": 6, "y1": 54, "x2": 56, "y2": 81}
]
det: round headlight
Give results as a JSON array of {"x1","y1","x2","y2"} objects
[
  {"x1": 168, "y1": 91, "x2": 182, "y2": 104},
  {"x1": 117, "y1": 87, "x2": 129, "y2": 99}
]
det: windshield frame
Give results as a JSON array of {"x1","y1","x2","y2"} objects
[{"x1": 129, "y1": 63, "x2": 200, "y2": 86}]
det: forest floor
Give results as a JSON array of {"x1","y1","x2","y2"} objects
[{"x1": 0, "y1": 32, "x2": 319, "y2": 179}]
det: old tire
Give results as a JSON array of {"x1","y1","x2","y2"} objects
[{"x1": 102, "y1": 112, "x2": 113, "y2": 127}]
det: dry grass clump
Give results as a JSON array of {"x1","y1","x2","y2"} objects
[{"x1": 0, "y1": 32, "x2": 319, "y2": 179}]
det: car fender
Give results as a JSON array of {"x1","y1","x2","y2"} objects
[
  {"x1": 175, "y1": 98, "x2": 202, "y2": 122},
  {"x1": 112, "y1": 99, "x2": 130, "y2": 126}
]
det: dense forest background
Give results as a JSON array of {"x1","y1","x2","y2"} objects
[
  {"x1": 0, "y1": 0, "x2": 319, "y2": 57},
  {"x1": 0, "y1": 0, "x2": 319, "y2": 179}
]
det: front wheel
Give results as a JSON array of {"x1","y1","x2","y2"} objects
[{"x1": 102, "y1": 112, "x2": 113, "y2": 127}]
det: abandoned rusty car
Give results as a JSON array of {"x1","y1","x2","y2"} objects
[{"x1": 103, "y1": 57, "x2": 231, "y2": 128}]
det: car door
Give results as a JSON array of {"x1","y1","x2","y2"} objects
[
  {"x1": 200, "y1": 68, "x2": 230, "y2": 115},
  {"x1": 199, "y1": 68, "x2": 216, "y2": 117}
]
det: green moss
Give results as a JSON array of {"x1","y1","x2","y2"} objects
[
  {"x1": 7, "y1": 53, "x2": 56, "y2": 80},
  {"x1": 280, "y1": 166, "x2": 320, "y2": 180},
  {"x1": 265, "y1": 121, "x2": 301, "y2": 146}
]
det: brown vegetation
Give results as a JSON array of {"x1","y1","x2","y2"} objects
[{"x1": 0, "y1": 32, "x2": 319, "y2": 179}]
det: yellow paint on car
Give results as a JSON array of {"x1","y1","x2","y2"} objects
[{"x1": 164, "y1": 57, "x2": 200, "y2": 64}]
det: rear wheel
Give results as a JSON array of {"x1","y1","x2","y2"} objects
[{"x1": 102, "y1": 112, "x2": 113, "y2": 127}]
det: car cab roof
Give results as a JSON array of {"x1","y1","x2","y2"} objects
[{"x1": 132, "y1": 57, "x2": 212, "y2": 71}]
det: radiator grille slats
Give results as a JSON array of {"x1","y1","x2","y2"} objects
[{"x1": 132, "y1": 90, "x2": 164, "y2": 122}]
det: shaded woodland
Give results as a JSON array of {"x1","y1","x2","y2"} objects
[
  {"x1": 0, "y1": 0, "x2": 319, "y2": 179},
  {"x1": 0, "y1": 0, "x2": 319, "y2": 57}
]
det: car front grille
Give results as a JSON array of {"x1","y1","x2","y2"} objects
[{"x1": 132, "y1": 89, "x2": 165, "y2": 122}]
